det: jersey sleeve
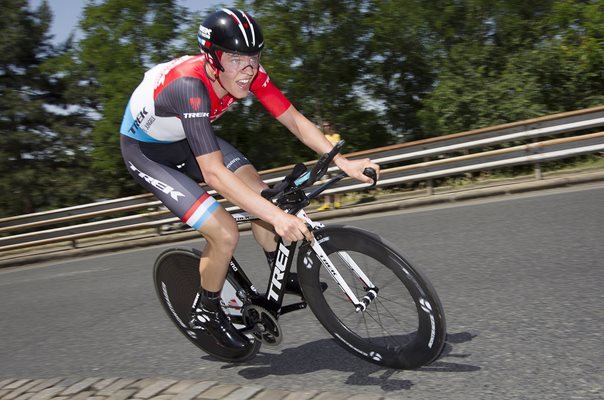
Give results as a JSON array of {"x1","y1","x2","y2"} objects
[
  {"x1": 154, "y1": 77, "x2": 220, "y2": 156},
  {"x1": 250, "y1": 66, "x2": 292, "y2": 118}
]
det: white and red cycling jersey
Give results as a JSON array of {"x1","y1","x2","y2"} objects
[{"x1": 119, "y1": 54, "x2": 291, "y2": 156}]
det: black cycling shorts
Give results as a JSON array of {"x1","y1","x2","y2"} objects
[{"x1": 120, "y1": 135, "x2": 250, "y2": 230}]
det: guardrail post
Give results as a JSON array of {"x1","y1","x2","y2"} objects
[
  {"x1": 534, "y1": 162, "x2": 543, "y2": 180},
  {"x1": 532, "y1": 138, "x2": 543, "y2": 180},
  {"x1": 424, "y1": 157, "x2": 434, "y2": 195}
]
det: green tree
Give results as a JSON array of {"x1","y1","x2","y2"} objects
[
  {"x1": 0, "y1": 0, "x2": 93, "y2": 217},
  {"x1": 534, "y1": 0, "x2": 604, "y2": 109},
  {"x1": 76, "y1": 0, "x2": 188, "y2": 197},
  {"x1": 413, "y1": 0, "x2": 556, "y2": 135},
  {"x1": 362, "y1": 0, "x2": 436, "y2": 141},
  {"x1": 417, "y1": 0, "x2": 604, "y2": 136}
]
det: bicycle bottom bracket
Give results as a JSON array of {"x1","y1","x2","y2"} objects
[{"x1": 242, "y1": 305, "x2": 282, "y2": 346}]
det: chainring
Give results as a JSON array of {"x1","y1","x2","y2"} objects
[{"x1": 242, "y1": 305, "x2": 283, "y2": 346}]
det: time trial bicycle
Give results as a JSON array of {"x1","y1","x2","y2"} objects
[{"x1": 153, "y1": 141, "x2": 446, "y2": 369}]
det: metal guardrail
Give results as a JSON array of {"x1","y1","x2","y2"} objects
[{"x1": 2, "y1": 105, "x2": 604, "y2": 253}]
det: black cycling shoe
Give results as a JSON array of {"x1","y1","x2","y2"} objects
[
  {"x1": 189, "y1": 305, "x2": 250, "y2": 351},
  {"x1": 285, "y1": 272, "x2": 328, "y2": 296}
]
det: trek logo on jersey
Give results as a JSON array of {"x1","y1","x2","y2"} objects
[
  {"x1": 128, "y1": 107, "x2": 148, "y2": 135},
  {"x1": 189, "y1": 97, "x2": 201, "y2": 111},
  {"x1": 128, "y1": 161, "x2": 185, "y2": 201},
  {"x1": 183, "y1": 112, "x2": 210, "y2": 119}
]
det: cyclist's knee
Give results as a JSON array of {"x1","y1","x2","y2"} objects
[{"x1": 202, "y1": 215, "x2": 239, "y2": 253}]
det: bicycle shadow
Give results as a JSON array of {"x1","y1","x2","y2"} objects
[
  {"x1": 213, "y1": 331, "x2": 480, "y2": 392},
  {"x1": 418, "y1": 331, "x2": 480, "y2": 372}
]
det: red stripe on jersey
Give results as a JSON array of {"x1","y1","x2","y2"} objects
[{"x1": 183, "y1": 192, "x2": 211, "y2": 221}]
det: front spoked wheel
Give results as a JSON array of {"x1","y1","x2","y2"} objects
[
  {"x1": 297, "y1": 226, "x2": 446, "y2": 369},
  {"x1": 153, "y1": 248, "x2": 261, "y2": 362}
]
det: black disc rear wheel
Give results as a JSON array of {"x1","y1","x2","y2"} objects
[
  {"x1": 153, "y1": 248, "x2": 260, "y2": 362},
  {"x1": 297, "y1": 226, "x2": 446, "y2": 369}
]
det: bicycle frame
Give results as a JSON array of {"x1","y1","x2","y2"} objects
[
  {"x1": 226, "y1": 174, "x2": 379, "y2": 317},
  {"x1": 225, "y1": 209, "x2": 316, "y2": 317}
]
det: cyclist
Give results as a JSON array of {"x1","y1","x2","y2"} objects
[{"x1": 119, "y1": 8, "x2": 379, "y2": 354}]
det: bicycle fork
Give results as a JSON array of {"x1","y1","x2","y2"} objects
[
  {"x1": 309, "y1": 238, "x2": 379, "y2": 312},
  {"x1": 296, "y1": 209, "x2": 379, "y2": 312}
]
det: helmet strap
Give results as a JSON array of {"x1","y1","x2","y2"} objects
[
  {"x1": 202, "y1": 53, "x2": 229, "y2": 95},
  {"x1": 211, "y1": 49, "x2": 225, "y2": 72},
  {"x1": 216, "y1": 73, "x2": 227, "y2": 92},
  {"x1": 213, "y1": 50, "x2": 229, "y2": 92}
]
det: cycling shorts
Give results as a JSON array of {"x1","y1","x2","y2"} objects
[{"x1": 120, "y1": 135, "x2": 250, "y2": 230}]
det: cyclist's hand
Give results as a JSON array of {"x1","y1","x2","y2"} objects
[
  {"x1": 273, "y1": 212, "x2": 313, "y2": 242},
  {"x1": 336, "y1": 157, "x2": 380, "y2": 184}
]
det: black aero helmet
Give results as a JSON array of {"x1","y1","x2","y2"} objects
[{"x1": 198, "y1": 8, "x2": 265, "y2": 72}]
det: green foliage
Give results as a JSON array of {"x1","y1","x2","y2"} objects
[
  {"x1": 362, "y1": 0, "x2": 436, "y2": 141},
  {"x1": 0, "y1": 0, "x2": 95, "y2": 217},
  {"x1": 418, "y1": 0, "x2": 604, "y2": 136},
  {"x1": 75, "y1": 0, "x2": 188, "y2": 197}
]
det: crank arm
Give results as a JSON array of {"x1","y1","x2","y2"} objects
[{"x1": 280, "y1": 302, "x2": 307, "y2": 315}]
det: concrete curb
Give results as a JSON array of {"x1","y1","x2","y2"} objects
[
  {"x1": 1, "y1": 170, "x2": 604, "y2": 269},
  {"x1": 0, "y1": 377, "x2": 397, "y2": 400}
]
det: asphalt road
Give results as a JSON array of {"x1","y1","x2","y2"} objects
[{"x1": 1, "y1": 184, "x2": 603, "y2": 399}]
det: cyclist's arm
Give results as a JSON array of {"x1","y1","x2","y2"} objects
[
  {"x1": 196, "y1": 151, "x2": 311, "y2": 242},
  {"x1": 277, "y1": 105, "x2": 334, "y2": 155},
  {"x1": 276, "y1": 105, "x2": 379, "y2": 183}
]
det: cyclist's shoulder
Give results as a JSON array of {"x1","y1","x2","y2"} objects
[
  {"x1": 250, "y1": 64, "x2": 274, "y2": 92},
  {"x1": 250, "y1": 64, "x2": 291, "y2": 117},
  {"x1": 154, "y1": 54, "x2": 206, "y2": 75},
  {"x1": 153, "y1": 55, "x2": 212, "y2": 95}
]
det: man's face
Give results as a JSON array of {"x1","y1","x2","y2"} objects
[{"x1": 219, "y1": 52, "x2": 260, "y2": 98}]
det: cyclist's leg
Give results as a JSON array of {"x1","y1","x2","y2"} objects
[
  {"x1": 216, "y1": 138, "x2": 278, "y2": 254},
  {"x1": 122, "y1": 136, "x2": 238, "y2": 287},
  {"x1": 216, "y1": 138, "x2": 312, "y2": 294},
  {"x1": 121, "y1": 136, "x2": 249, "y2": 350},
  {"x1": 194, "y1": 208, "x2": 238, "y2": 292}
]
